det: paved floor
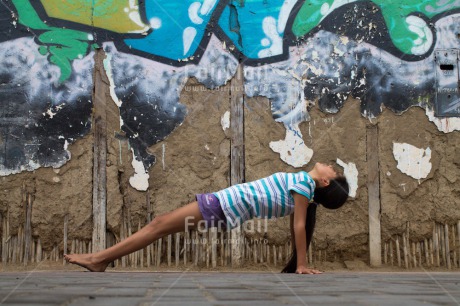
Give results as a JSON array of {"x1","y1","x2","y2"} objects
[{"x1": 0, "y1": 271, "x2": 459, "y2": 306}]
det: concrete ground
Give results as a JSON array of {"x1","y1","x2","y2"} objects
[{"x1": 0, "y1": 271, "x2": 459, "y2": 306}]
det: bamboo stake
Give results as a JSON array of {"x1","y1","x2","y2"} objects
[
  {"x1": 384, "y1": 243, "x2": 388, "y2": 265},
  {"x1": 396, "y1": 236, "x2": 401, "y2": 267},
  {"x1": 434, "y1": 225, "x2": 440, "y2": 267},
  {"x1": 445, "y1": 224, "x2": 451, "y2": 269},
  {"x1": 121, "y1": 215, "x2": 126, "y2": 267},
  {"x1": 452, "y1": 225, "x2": 457, "y2": 268},
  {"x1": 71, "y1": 239, "x2": 75, "y2": 255},
  {"x1": 389, "y1": 240, "x2": 394, "y2": 266},
  {"x1": 37, "y1": 238, "x2": 42, "y2": 262},
  {"x1": 273, "y1": 245, "x2": 277, "y2": 266},
  {"x1": 264, "y1": 241, "x2": 268, "y2": 264},
  {"x1": 267, "y1": 243, "x2": 270, "y2": 265},
  {"x1": 18, "y1": 226, "x2": 23, "y2": 263},
  {"x1": 417, "y1": 242, "x2": 421, "y2": 267},
  {"x1": 260, "y1": 240, "x2": 264, "y2": 263},
  {"x1": 424, "y1": 239, "x2": 429, "y2": 267},
  {"x1": 167, "y1": 234, "x2": 172, "y2": 266},
  {"x1": 175, "y1": 233, "x2": 180, "y2": 267},
  {"x1": 429, "y1": 239, "x2": 434, "y2": 266},
  {"x1": 185, "y1": 230, "x2": 190, "y2": 265},
  {"x1": 1, "y1": 212, "x2": 5, "y2": 263},
  {"x1": 31, "y1": 240, "x2": 36, "y2": 263},
  {"x1": 23, "y1": 194, "x2": 32, "y2": 265},
  {"x1": 406, "y1": 223, "x2": 411, "y2": 268},
  {"x1": 13, "y1": 236, "x2": 18, "y2": 264},
  {"x1": 411, "y1": 242, "x2": 416, "y2": 268},
  {"x1": 194, "y1": 231, "x2": 199, "y2": 266},
  {"x1": 402, "y1": 233, "x2": 408, "y2": 269},
  {"x1": 206, "y1": 230, "x2": 210, "y2": 268},
  {"x1": 457, "y1": 221, "x2": 460, "y2": 267},
  {"x1": 211, "y1": 228, "x2": 217, "y2": 268},
  {"x1": 226, "y1": 229, "x2": 231, "y2": 266},
  {"x1": 439, "y1": 224, "x2": 445, "y2": 266},
  {"x1": 55, "y1": 245, "x2": 60, "y2": 262},
  {"x1": 158, "y1": 237, "x2": 163, "y2": 266},
  {"x1": 63, "y1": 214, "x2": 68, "y2": 265}
]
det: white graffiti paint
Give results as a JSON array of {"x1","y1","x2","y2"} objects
[
  {"x1": 129, "y1": 148, "x2": 150, "y2": 191},
  {"x1": 183, "y1": 27, "x2": 197, "y2": 56},
  {"x1": 124, "y1": 0, "x2": 150, "y2": 32},
  {"x1": 221, "y1": 110, "x2": 230, "y2": 131},
  {"x1": 393, "y1": 142, "x2": 432, "y2": 180},
  {"x1": 406, "y1": 15, "x2": 433, "y2": 55},
  {"x1": 269, "y1": 123, "x2": 313, "y2": 167},
  {"x1": 336, "y1": 158, "x2": 358, "y2": 197},
  {"x1": 258, "y1": 16, "x2": 283, "y2": 58}
]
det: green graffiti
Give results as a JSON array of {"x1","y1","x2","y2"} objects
[
  {"x1": 12, "y1": 0, "x2": 96, "y2": 82},
  {"x1": 292, "y1": 0, "x2": 460, "y2": 55}
]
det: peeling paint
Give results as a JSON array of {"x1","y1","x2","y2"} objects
[
  {"x1": 221, "y1": 111, "x2": 230, "y2": 131},
  {"x1": 393, "y1": 143, "x2": 432, "y2": 180},
  {"x1": 269, "y1": 123, "x2": 313, "y2": 167},
  {"x1": 129, "y1": 149, "x2": 150, "y2": 191},
  {"x1": 336, "y1": 158, "x2": 358, "y2": 198},
  {"x1": 425, "y1": 108, "x2": 460, "y2": 133}
]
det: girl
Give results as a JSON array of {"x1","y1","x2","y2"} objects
[{"x1": 64, "y1": 162, "x2": 349, "y2": 274}]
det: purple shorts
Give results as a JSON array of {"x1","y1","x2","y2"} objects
[{"x1": 196, "y1": 193, "x2": 227, "y2": 230}]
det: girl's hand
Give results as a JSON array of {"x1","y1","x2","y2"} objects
[{"x1": 295, "y1": 265, "x2": 323, "y2": 274}]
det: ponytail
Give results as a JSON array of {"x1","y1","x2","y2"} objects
[{"x1": 281, "y1": 175, "x2": 349, "y2": 273}]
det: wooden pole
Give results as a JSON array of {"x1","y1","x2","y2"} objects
[
  {"x1": 175, "y1": 233, "x2": 180, "y2": 267},
  {"x1": 230, "y1": 63, "x2": 245, "y2": 267},
  {"x1": 36, "y1": 238, "x2": 42, "y2": 262},
  {"x1": 92, "y1": 48, "x2": 108, "y2": 253},
  {"x1": 185, "y1": 230, "x2": 189, "y2": 265},
  {"x1": 439, "y1": 224, "x2": 445, "y2": 266},
  {"x1": 434, "y1": 224, "x2": 440, "y2": 267},
  {"x1": 366, "y1": 124, "x2": 381, "y2": 267},
  {"x1": 402, "y1": 233, "x2": 408, "y2": 269},
  {"x1": 424, "y1": 239, "x2": 430, "y2": 267},
  {"x1": 63, "y1": 214, "x2": 68, "y2": 265},
  {"x1": 167, "y1": 234, "x2": 172, "y2": 266},
  {"x1": 445, "y1": 224, "x2": 451, "y2": 269},
  {"x1": 24, "y1": 194, "x2": 33, "y2": 265},
  {"x1": 396, "y1": 236, "x2": 401, "y2": 267},
  {"x1": 211, "y1": 228, "x2": 217, "y2": 268},
  {"x1": 390, "y1": 240, "x2": 394, "y2": 266}
]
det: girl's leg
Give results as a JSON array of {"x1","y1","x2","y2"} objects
[{"x1": 64, "y1": 200, "x2": 204, "y2": 272}]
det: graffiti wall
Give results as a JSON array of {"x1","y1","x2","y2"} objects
[{"x1": 1, "y1": 0, "x2": 460, "y2": 189}]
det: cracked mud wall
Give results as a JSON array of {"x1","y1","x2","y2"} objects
[{"x1": 378, "y1": 106, "x2": 460, "y2": 242}]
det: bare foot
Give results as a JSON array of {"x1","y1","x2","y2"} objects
[{"x1": 64, "y1": 253, "x2": 108, "y2": 272}]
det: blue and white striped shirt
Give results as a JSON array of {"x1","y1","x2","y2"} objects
[{"x1": 213, "y1": 171, "x2": 316, "y2": 229}]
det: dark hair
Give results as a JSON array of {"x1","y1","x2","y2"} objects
[{"x1": 281, "y1": 176, "x2": 349, "y2": 273}]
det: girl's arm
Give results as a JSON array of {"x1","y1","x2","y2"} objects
[
  {"x1": 292, "y1": 192, "x2": 308, "y2": 268},
  {"x1": 292, "y1": 192, "x2": 322, "y2": 274}
]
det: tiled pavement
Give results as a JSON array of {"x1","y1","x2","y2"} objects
[{"x1": 0, "y1": 271, "x2": 459, "y2": 305}]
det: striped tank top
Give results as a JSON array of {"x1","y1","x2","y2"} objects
[{"x1": 212, "y1": 171, "x2": 316, "y2": 228}]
